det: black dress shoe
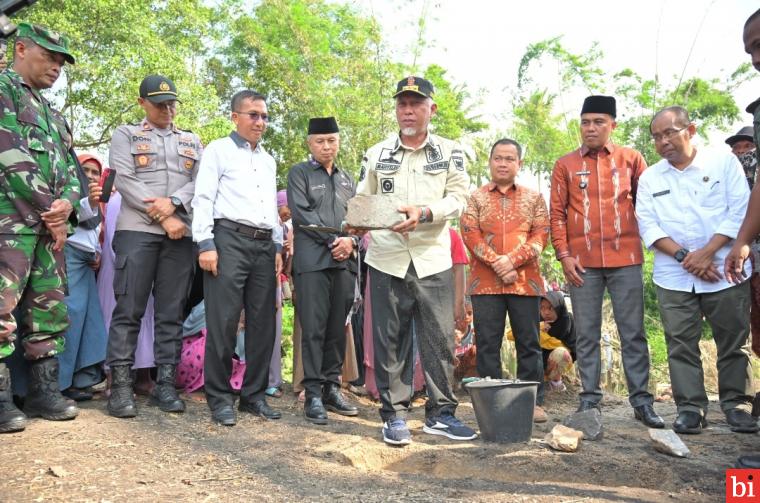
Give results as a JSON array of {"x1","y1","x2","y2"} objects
[
  {"x1": 577, "y1": 400, "x2": 600, "y2": 413},
  {"x1": 672, "y1": 410, "x2": 707, "y2": 434},
  {"x1": 726, "y1": 408, "x2": 760, "y2": 433},
  {"x1": 62, "y1": 387, "x2": 94, "y2": 402},
  {"x1": 737, "y1": 454, "x2": 760, "y2": 469},
  {"x1": 304, "y1": 397, "x2": 328, "y2": 425},
  {"x1": 633, "y1": 404, "x2": 664, "y2": 428},
  {"x1": 211, "y1": 405, "x2": 236, "y2": 426},
  {"x1": 323, "y1": 384, "x2": 358, "y2": 417},
  {"x1": 240, "y1": 399, "x2": 281, "y2": 420}
]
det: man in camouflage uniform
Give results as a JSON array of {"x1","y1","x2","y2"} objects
[{"x1": 0, "y1": 23, "x2": 81, "y2": 433}]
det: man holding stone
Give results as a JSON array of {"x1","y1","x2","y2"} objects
[{"x1": 356, "y1": 76, "x2": 476, "y2": 446}]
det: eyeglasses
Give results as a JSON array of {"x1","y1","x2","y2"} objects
[
  {"x1": 235, "y1": 111, "x2": 269, "y2": 122},
  {"x1": 651, "y1": 126, "x2": 688, "y2": 143}
]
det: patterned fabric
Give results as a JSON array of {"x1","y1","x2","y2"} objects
[
  {"x1": 0, "y1": 234, "x2": 67, "y2": 359},
  {"x1": 0, "y1": 69, "x2": 80, "y2": 234},
  {"x1": 550, "y1": 142, "x2": 647, "y2": 268},
  {"x1": 176, "y1": 329, "x2": 246, "y2": 393},
  {"x1": 461, "y1": 183, "x2": 548, "y2": 296}
]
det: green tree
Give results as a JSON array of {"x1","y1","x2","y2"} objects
[
  {"x1": 222, "y1": 0, "x2": 394, "y2": 183},
  {"x1": 21, "y1": 0, "x2": 229, "y2": 147}
]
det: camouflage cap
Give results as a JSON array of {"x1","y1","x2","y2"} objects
[{"x1": 16, "y1": 22, "x2": 75, "y2": 65}]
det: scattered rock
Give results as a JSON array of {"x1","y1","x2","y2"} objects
[
  {"x1": 562, "y1": 408, "x2": 604, "y2": 441},
  {"x1": 47, "y1": 466, "x2": 69, "y2": 478},
  {"x1": 345, "y1": 194, "x2": 406, "y2": 229},
  {"x1": 544, "y1": 424, "x2": 584, "y2": 452},
  {"x1": 649, "y1": 429, "x2": 690, "y2": 458}
]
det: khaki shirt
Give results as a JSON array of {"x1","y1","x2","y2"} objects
[
  {"x1": 357, "y1": 132, "x2": 469, "y2": 278},
  {"x1": 109, "y1": 119, "x2": 202, "y2": 235}
]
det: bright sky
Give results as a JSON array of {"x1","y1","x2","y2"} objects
[{"x1": 355, "y1": 0, "x2": 758, "y2": 141}]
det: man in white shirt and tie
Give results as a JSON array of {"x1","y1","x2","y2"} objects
[
  {"x1": 636, "y1": 105, "x2": 757, "y2": 435},
  {"x1": 192, "y1": 90, "x2": 283, "y2": 426}
]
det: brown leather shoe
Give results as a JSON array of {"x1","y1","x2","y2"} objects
[{"x1": 533, "y1": 405, "x2": 548, "y2": 423}]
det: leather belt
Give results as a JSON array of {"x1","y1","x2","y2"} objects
[{"x1": 215, "y1": 218, "x2": 272, "y2": 240}]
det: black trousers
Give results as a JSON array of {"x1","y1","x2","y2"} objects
[
  {"x1": 370, "y1": 264, "x2": 457, "y2": 421},
  {"x1": 107, "y1": 231, "x2": 194, "y2": 367},
  {"x1": 471, "y1": 294, "x2": 545, "y2": 405},
  {"x1": 203, "y1": 226, "x2": 276, "y2": 411},
  {"x1": 294, "y1": 268, "x2": 355, "y2": 398}
]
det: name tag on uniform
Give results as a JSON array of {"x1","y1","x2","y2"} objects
[
  {"x1": 311, "y1": 184, "x2": 326, "y2": 191},
  {"x1": 653, "y1": 190, "x2": 670, "y2": 198}
]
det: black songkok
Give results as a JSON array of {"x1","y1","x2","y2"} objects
[
  {"x1": 580, "y1": 95, "x2": 616, "y2": 118},
  {"x1": 308, "y1": 117, "x2": 339, "y2": 134}
]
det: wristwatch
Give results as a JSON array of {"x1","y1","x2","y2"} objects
[
  {"x1": 674, "y1": 248, "x2": 689, "y2": 263},
  {"x1": 170, "y1": 196, "x2": 182, "y2": 208},
  {"x1": 418, "y1": 207, "x2": 430, "y2": 224}
]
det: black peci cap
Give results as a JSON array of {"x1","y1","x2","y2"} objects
[
  {"x1": 308, "y1": 117, "x2": 339, "y2": 134},
  {"x1": 581, "y1": 95, "x2": 616, "y2": 118}
]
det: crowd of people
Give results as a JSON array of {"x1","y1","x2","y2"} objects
[{"x1": 0, "y1": 9, "x2": 760, "y2": 462}]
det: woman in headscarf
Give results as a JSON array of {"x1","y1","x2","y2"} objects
[{"x1": 538, "y1": 291, "x2": 577, "y2": 391}]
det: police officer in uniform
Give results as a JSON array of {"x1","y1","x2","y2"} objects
[
  {"x1": 106, "y1": 75, "x2": 201, "y2": 418},
  {"x1": 357, "y1": 77, "x2": 476, "y2": 445},
  {"x1": 0, "y1": 22, "x2": 80, "y2": 432},
  {"x1": 287, "y1": 117, "x2": 358, "y2": 424}
]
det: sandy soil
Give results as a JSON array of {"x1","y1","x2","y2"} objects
[{"x1": 1, "y1": 383, "x2": 752, "y2": 503}]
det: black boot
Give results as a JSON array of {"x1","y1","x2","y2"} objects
[
  {"x1": 0, "y1": 362, "x2": 26, "y2": 432},
  {"x1": 150, "y1": 364, "x2": 185, "y2": 413},
  {"x1": 23, "y1": 357, "x2": 78, "y2": 421},
  {"x1": 108, "y1": 365, "x2": 137, "y2": 418},
  {"x1": 323, "y1": 383, "x2": 358, "y2": 416}
]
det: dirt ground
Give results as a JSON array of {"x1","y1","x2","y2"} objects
[{"x1": 1, "y1": 382, "x2": 753, "y2": 503}]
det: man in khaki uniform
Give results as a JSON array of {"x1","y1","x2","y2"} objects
[
  {"x1": 357, "y1": 76, "x2": 475, "y2": 446},
  {"x1": 106, "y1": 75, "x2": 202, "y2": 418}
]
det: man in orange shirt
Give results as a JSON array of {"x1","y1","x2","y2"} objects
[
  {"x1": 462, "y1": 138, "x2": 550, "y2": 422},
  {"x1": 550, "y1": 96, "x2": 663, "y2": 428}
]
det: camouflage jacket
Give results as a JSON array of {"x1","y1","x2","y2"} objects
[{"x1": 0, "y1": 69, "x2": 80, "y2": 234}]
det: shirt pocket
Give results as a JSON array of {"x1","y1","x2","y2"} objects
[
  {"x1": 17, "y1": 114, "x2": 51, "y2": 155},
  {"x1": 419, "y1": 162, "x2": 448, "y2": 198},
  {"x1": 307, "y1": 183, "x2": 327, "y2": 209},
  {"x1": 699, "y1": 180, "x2": 726, "y2": 211},
  {"x1": 177, "y1": 145, "x2": 199, "y2": 176},
  {"x1": 130, "y1": 142, "x2": 159, "y2": 172}
]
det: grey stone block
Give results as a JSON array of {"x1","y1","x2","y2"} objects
[
  {"x1": 562, "y1": 408, "x2": 604, "y2": 441},
  {"x1": 649, "y1": 429, "x2": 690, "y2": 458},
  {"x1": 345, "y1": 195, "x2": 406, "y2": 229}
]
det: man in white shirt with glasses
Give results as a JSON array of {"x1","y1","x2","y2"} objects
[
  {"x1": 636, "y1": 105, "x2": 756, "y2": 435},
  {"x1": 193, "y1": 90, "x2": 283, "y2": 426}
]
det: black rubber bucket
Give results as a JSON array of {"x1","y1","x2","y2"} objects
[{"x1": 465, "y1": 379, "x2": 539, "y2": 443}]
